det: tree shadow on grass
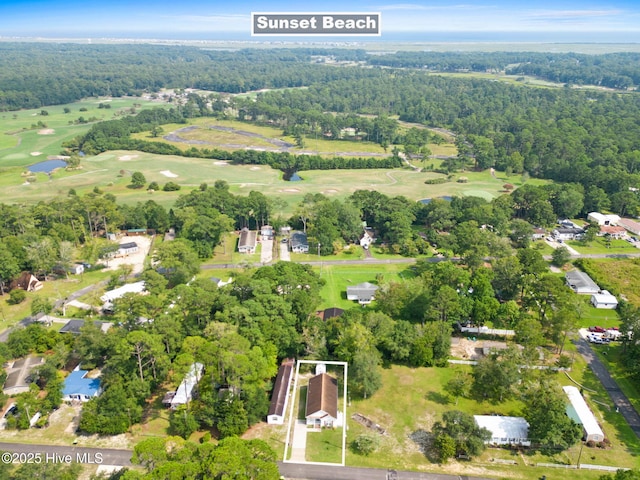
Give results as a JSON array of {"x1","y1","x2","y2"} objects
[
  {"x1": 409, "y1": 429, "x2": 439, "y2": 463},
  {"x1": 425, "y1": 391, "x2": 450, "y2": 405}
]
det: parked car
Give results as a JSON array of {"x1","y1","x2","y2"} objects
[
  {"x1": 587, "y1": 334, "x2": 610, "y2": 344},
  {"x1": 588, "y1": 326, "x2": 606, "y2": 333}
]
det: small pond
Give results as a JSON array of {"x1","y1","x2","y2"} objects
[
  {"x1": 284, "y1": 171, "x2": 303, "y2": 182},
  {"x1": 28, "y1": 159, "x2": 67, "y2": 173},
  {"x1": 419, "y1": 195, "x2": 452, "y2": 204}
]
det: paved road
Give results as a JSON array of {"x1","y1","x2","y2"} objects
[
  {"x1": 0, "y1": 442, "x2": 495, "y2": 479},
  {"x1": 278, "y1": 462, "x2": 493, "y2": 480},
  {"x1": 573, "y1": 338, "x2": 640, "y2": 438}
]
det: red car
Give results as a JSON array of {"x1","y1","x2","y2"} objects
[{"x1": 588, "y1": 326, "x2": 606, "y2": 333}]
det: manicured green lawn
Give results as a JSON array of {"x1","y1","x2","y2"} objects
[
  {"x1": 0, "y1": 97, "x2": 169, "y2": 168},
  {"x1": 305, "y1": 428, "x2": 343, "y2": 463},
  {"x1": 314, "y1": 263, "x2": 416, "y2": 310},
  {"x1": 567, "y1": 238, "x2": 639, "y2": 255}
]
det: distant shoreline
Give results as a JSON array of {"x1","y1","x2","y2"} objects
[{"x1": 1, "y1": 35, "x2": 640, "y2": 53}]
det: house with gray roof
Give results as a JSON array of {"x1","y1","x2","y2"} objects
[
  {"x1": 238, "y1": 228, "x2": 257, "y2": 254},
  {"x1": 346, "y1": 282, "x2": 378, "y2": 305},
  {"x1": 565, "y1": 271, "x2": 600, "y2": 295},
  {"x1": 290, "y1": 231, "x2": 309, "y2": 253},
  {"x1": 3, "y1": 356, "x2": 45, "y2": 396}
]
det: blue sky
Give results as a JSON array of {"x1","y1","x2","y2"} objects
[{"x1": 0, "y1": 0, "x2": 639, "y2": 40}]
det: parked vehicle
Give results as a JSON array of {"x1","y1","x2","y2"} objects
[{"x1": 588, "y1": 326, "x2": 606, "y2": 333}]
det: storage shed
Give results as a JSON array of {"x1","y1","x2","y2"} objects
[{"x1": 590, "y1": 290, "x2": 618, "y2": 309}]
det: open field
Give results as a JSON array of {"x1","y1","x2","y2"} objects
[
  {"x1": 576, "y1": 258, "x2": 640, "y2": 307},
  {"x1": 0, "y1": 97, "x2": 169, "y2": 169},
  {"x1": 133, "y1": 117, "x2": 409, "y2": 157},
  {"x1": 567, "y1": 237, "x2": 640, "y2": 255},
  {"x1": 0, "y1": 149, "x2": 541, "y2": 212}
]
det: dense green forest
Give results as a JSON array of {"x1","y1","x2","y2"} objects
[
  {"x1": 0, "y1": 44, "x2": 372, "y2": 110},
  {"x1": 1, "y1": 43, "x2": 639, "y2": 112}
]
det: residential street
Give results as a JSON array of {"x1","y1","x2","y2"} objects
[
  {"x1": 0, "y1": 442, "x2": 132, "y2": 467},
  {"x1": 0, "y1": 442, "x2": 494, "y2": 479}
]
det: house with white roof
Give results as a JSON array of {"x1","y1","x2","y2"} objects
[
  {"x1": 590, "y1": 290, "x2": 618, "y2": 309},
  {"x1": 474, "y1": 415, "x2": 530, "y2": 446},
  {"x1": 100, "y1": 281, "x2": 146, "y2": 303},
  {"x1": 587, "y1": 212, "x2": 620, "y2": 226},
  {"x1": 170, "y1": 363, "x2": 204, "y2": 409}
]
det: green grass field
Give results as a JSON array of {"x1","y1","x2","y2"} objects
[
  {"x1": 133, "y1": 117, "x2": 409, "y2": 157},
  {"x1": 0, "y1": 97, "x2": 169, "y2": 169},
  {"x1": 577, "y1": 258, "x2": 640, "y2": 307},
  {"x1": 305, "y1": 428, "x2": 343, "y2": 463},
  {"x1": 0, "y1": 147, "x2": 536, "y2": 212},
  {"x1": 315, "y1": 264, "x2": 416, "y2": 310},
  {"x1": 567, "y1": 237, "x2": 640, "y2": 255}
]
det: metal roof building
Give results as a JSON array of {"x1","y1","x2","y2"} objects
[
  {"x1": 563, "y1": 385, "x2": 605, "y2": 443},
  {"x1": 267, "y1": 359, "x2": 295, "y2": 425},
  {"x1": 170, "y1": 363, "x2": 204, "y2": 409},
  {"x1": 100, "y1": 281, "x2": 146, "y2": 303},
  {"x1": 565, "y1": 271, "x2": 600, "y2": 295},
  {"x1": 474, "y1": 415, "x2": 530, "y2": 446}
]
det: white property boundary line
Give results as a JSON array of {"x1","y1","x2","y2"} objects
[{"x1": 283, "y1": 360, "x2": 348, "y2": 467}]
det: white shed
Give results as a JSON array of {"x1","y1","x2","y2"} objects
[
  {"x1": 590, "y1": 291, "x2": 618, "y2": 309},
  {"x1": 563, "y1": 386, "x2": 605, "y2": 443},
  {"x1": 474, "y1": 415, "x2": 530, "y2": 446}
]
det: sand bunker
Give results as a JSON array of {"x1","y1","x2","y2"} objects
[
  {"x1": 118, "y1": 154, "x2": 139, "y2": 161},
  {"x1": 213, "y1": 161, "x2": 228, "y2": 166},
  {"x1": 282, "y1": 188, "x2": 301, "y2": 193},
  {"x1": 38, "y1": 129, "x2": 55, "y2": 135},
  {"x1": 160, "y1": 170, "x2": 178, "y2": 178},
  {"x1": 323, "y1": 189, "x2": 339, "y2": 193},
  {"x1": 250, "y1": 167, "x2": 261, "y2": 171},
  {"x1": 30, "y1": 152, "x2": 42, "y2": 156}
]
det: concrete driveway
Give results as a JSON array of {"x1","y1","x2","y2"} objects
[
  {"x1": 280, "y1": 241, "x2": 291, "y2": 261},
  {"x1": 261, "y1": 238, "x2": 274, "y2": 264}
]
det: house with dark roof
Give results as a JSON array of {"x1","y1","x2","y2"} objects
[
  {"x1": 3, "y1": 356, "x2": 45, "y2": 396},
  {"x1": 267, "y1": 358, "x2": 295, "y2": 425},
  {"x1": 118, "y1": 242, "x2": 139, "y2": 256},
  {"x1": 305, "y1": 373, "x2": 339, "y2": 428},
  {"x1": 11, "y1": 272, "x2": 43, "y2": 292},
  {"x1": 315, "y1": 307, "x2": 345, "y2": 322},
  {"x1": 62, "y1": 369, "x2": 102, "y2": 402},
  {"x1": 238, "y1": 228, "x2": 257, "y2": 254},
  {"x1": 290, "y1": 231, "x2": 309, "y2": 253},
  {"x1": 59, "y1": 320, "x2": 111, "y2": 335},
  {"x1": 346, "y1": 282, "x2": 379, "y2": 305}
]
